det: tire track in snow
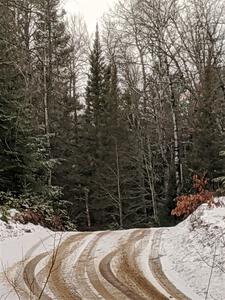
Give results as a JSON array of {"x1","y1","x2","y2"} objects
[
  {"x1": 118, "y1": 229, "x2": 168, "y2": 300},
  {"x1": 23, "y1": 233, "x2": 89, "y2": 300},
  {"x1": 0, "y1": 235, "x2": 52, "y2": 300},
  {"x1": 150, "y1": 229, "x2": 191, "y2": 300},
  {"x1": 85, "y1": 231, "x2": 128, "y2": 300},
  {"x1": 100, "y1": 249, "x2": 141, "y2": 300},
  {"x1": 72, "y1": 232, "x2": 109, "y2": 299},
  {"x1": 23, "y1": 252, "x2": 52, "y2": 300},
  {"x1": 46, "y1": 233, "x2": 88, "y2": 300},
  {"x1": 2, "y1": 228, "x2": 194, "y2": 300},
  {"x1": 99, "y1": 229, "x2": 168, "y2": 300}
]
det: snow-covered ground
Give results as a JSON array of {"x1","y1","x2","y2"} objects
[
  {"x1": 161, "y1": 197, "x2": 225, "y2": 300},
  {"x1": 0, "y1": 219, "x2": 45, "y2": 242},
  {"x1": 0, "y1": 209, "x2": 45, "y2": 242},
  {"x1": 0, "y1": 213, "x2": 64, "y2": 300},
  {"x1": 1, "y1": 199, "x2": 225, "y2": 300}
]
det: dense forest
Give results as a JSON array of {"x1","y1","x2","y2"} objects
[{"x1": 1, "y1": 0, "x2": 225, "y2": 231}]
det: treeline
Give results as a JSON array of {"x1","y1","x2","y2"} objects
[
  {"x1": 0, "y1": 0, "x2": 88, "y2": 229},
  {"x1": 0, "y1": 0, "x2": 225, "y2": 230}
]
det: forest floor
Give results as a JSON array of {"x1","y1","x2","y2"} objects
[{"x1": 0, "y1": 199, "x2": 225, "y2": 300}]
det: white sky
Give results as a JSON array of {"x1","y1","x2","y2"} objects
[{"x1": 65, "y1": 0, "x2": 115, "y2": 34}]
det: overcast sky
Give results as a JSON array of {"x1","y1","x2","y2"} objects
[{"x1": 65, "y1": 0, "x2": 115, "y2": 34}]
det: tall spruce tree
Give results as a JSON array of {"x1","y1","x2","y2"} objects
[
  {"x1": 79, "y1": 31, "x2": 149, "y2": 229},
  {"x1": 80, "y1": 26, "x2": 106, "y2": 228}
]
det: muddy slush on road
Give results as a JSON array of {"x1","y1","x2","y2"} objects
[{"x1": 1, "y1": 228, "x2": 190, "y2": 300}]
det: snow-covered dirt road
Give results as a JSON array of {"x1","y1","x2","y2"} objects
[
  {"x1": 0, "y1": 228, "x2": 191, "y2": 300},
  {"x1": 1, "y1": 200, "x2": 225, "y2": 300}
]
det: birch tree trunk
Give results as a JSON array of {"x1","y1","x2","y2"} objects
[
  {"x1": 43, "y1": 31, "x2": 52, "y2": 186},
  {"x1": 165, "y1": 60, "x2": 182, "y2": 195},
  {"x1": 84, "y1": 187, "x2": 91, "y2": 230},
  {"x1": 115, "y1": 138, "x2": 123, "y2": 229}
]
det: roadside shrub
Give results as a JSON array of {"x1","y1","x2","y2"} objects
[
  {"x1": 0, "y1": 206, "x2": 9, "y2": 223},
  {"x1": 14, "y1": 209, "x2": 44, "y2": 226},
  {"x1": 171, "y1": 175, "x2": 214, "y2": 218},
  {"x1": 0, "y1": 190, "x2": 76, "y2": 231}
]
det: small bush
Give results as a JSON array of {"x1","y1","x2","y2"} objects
[
  {"x1": 14, "y1": 209, "x2": 44, "y2": 226},
  {"x1": 0, "y1": 190, "x2": 76, "y2": 231},
  {"x1": 171, "y1": 175, "x2": 214, "y2": 218},
  {"x1": 0, "y1": 207, "x2": 9, "y2": 223}
]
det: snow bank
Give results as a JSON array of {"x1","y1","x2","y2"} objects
[
  {"x1": 0, "y1": 209, "x2": 56, "y2": 300},
  {"x1": 0, "y1": 219, "x2": 45, "y2": 241},
  {"x1": 161, "y1": 197, "x2": 225, "y2": 300},
  {"x1": 0, "y1": 209, "x2": 47, "y2": 242}
]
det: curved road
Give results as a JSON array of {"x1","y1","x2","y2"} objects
[{"x1": 1, "y1": 229, "x2": 191, "y2": 300}]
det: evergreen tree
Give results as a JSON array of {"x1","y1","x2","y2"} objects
[
  {"x1": 86, "y1": 25, "x2": 106, "y2": 129},
  {"x1": 189, "y1": 65, "x2": 225, "y2": 181},
  {"x1": 79, "y1": 35, "x2": 149, "y2": 229},
  {"x1": 0, "y1": 2, "x2": 47, "y2": 194},
  {"x1": 33, "y1": 0, "x2": 73, "y2": 185}
]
